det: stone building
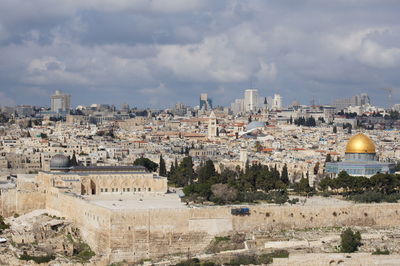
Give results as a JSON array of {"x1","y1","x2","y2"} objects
[
  {"x1": 326, "y1": 133, "x2": 395, "y2": 177},
  {"x1": 36, "y1": 154, "x2": 168, "y2": 196}
]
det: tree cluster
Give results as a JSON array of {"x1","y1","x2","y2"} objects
[
  {"x1": 319, "y1": 171, "x2": 400, "y2": 202},
  {"x1": 294, "y1": 116, "x2": 316, "y2": 127},
  {"x1": 170, "y1": 158, "x2": 305, "y2": 204},
  {"x1": 133, "y1": 157, "x2": 158, "y2": 172}
]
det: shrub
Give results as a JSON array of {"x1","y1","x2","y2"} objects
[
  {"x1": 372, "y1": 248, "x2": 390, "y2": 255},
  {"x1": 175, "y1": 258, "x2": 200, "y2": 266},
  {"x1": 0, "y1": 215, "x2": 10, "y2": 231},
  {"x1": 348, "y1": 191, "x2": 400, "y2": 203},
  {"x1": 19, "y1": 254, "x2": 55, "y2": 264},
  {"x1": 340, "y1": 228, "x2": 361, "y2": 253},
  {"x1": 271, "y1": 249, "x2": 289, "y2": 258},
  {"x1": 227, "y1": 254, "x2": 257, "y2": 265},
  {"x1": 214, "y1": 236, "x2": 230, "y2": 243},
  {"x1": 287, "y1": 198, "x2": 299, "y2": 205}
]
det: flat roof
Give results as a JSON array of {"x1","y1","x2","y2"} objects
[
  {"x1": 86, "y1": 193, "x2": 187, "y2": 210},
  {"x1": 69, "y1": 165, "x2": 147, "y2": 172}
]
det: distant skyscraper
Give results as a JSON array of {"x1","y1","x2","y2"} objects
[
  {"x1": 231, "y1": 99, "x2": 244, "y2": 114},
  {"x1": 121, "y1": 103, "x2": 130, "y2": 112},
  {"x1": 272, "y1": 94, "x2": 283, "y2": 110},
  {"x1": 244, "y1": 89, "x2": 258, "y2": 112},
  {"x1": 200, "y1": 93, "x2": 212, "y2": 110},
  {"x1": 332, "y1": 93, "x2": 371, "y2": 111},
  {"x1": 51, "y1": 90, "x2": 71, "y2": 113}
]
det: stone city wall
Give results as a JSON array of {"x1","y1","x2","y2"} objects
[
  {"x1": 0, "y1": 189, "x2": 45, "y2": 217},
  {"x1": 3, "y1": 188, "x2": 400, "y2": 263},
  {"x1": 45, "y1": 188, "x2": 112, "y2": 256},
  {"x1": 48, "y1": 195, "x2": 400, "y2": 263}
]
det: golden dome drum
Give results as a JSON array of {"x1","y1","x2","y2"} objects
[{"x1": 345, "y1": 133, "x2": 376, "y2": 154}]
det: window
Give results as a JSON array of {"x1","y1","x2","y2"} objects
[
  {"x1": 112, "y1": 188, "x2": 114, "y2": 192},
  {"x1": 134, "y1": 188, "x2": 136, "y2": 192},
  {"x1": 116, "y1": 188, "x2": 118, "y2": 192},
  {"x1": 123, "y1": 188, "x2": 125, "y2": 192},
  {"x1": 100, "y1": 188, "x2": 103, "y2": 192},
  {"x1": 138, "y1": 188, "x2": 141, "y2": 192},
  {"x1": 105, "y1": 188, "x2": 108, "y2": 192},
  {"x1": 148, "y1": 188, "x2": 151, "y2": 192},
  {"x1": 127, "y1": 188, "x2": 130, "y2": 192}
]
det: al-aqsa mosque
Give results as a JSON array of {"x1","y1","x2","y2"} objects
[{"x1": 326, "y1": 133, "x2": 395, "y2": 177}]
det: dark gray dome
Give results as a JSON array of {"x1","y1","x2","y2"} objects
[{"x1": 50, "y1": 154, "x2": 71, "y2": 170}]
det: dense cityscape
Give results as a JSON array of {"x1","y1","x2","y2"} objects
[
  {"x1": 1, "y1": 1, "x2": 400, "y2": 266},
  {"x1": 0, "y1": 88, "x2": 399, "y2": 265}
]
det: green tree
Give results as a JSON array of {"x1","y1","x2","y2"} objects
[
  {"x1": 340, "y1": 228, "x2": 361, "y2": 253},
  {"x1": 171, "y1": 156, "x2": 195, "y2": 187},
  {"x1": 335, "y1": 170, "x2": 353, "y2": 192},
  {"x1": 318, "y1": 176, "x2": 332, "y2": 191},
  {"x1": 133, "y1": 157, "x2": 158, "y2": 172},
  {"x1": 168, "y1": 162, "x2": 175, "y2": 178},
  {"x1": 313, "y1": 162, "x2": 320, "y2": 175},
  {"x1": 197, "y1": 159, "x2": 217, "y2": 184},
  {"x1": 370, "y1": 173, "x2": 398, "y2": 194},
  {"x1": 281, "y1": 164, "x2": 289, "y2": 184},
  {"x1": 325, "y1": 153, "x2": 332, "y2": 162},
  {"x1": 70, "y1": 152, "x2": 78, "y2": 166},
  {"x1": 159, "y1": 155, "x2": 167, "y2": 176},
  {"x1": 294, "y1": 177, "x2": 313, "y2": 194}
]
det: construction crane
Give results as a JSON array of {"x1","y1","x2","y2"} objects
[{"x1": 380, "y1": 88, "x2": 394, "y2": 108}]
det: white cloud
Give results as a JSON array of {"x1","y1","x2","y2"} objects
[
  {"x1": 326, "y1": 28, "x2": 400, "y2": 68},
  {"x1": 139, "y1": 83, "x2": 170, "y2": 106},
  {"x1": 256, "y1": 61, "x2": 277, "y2": 83}
]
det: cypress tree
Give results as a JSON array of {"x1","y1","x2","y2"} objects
[
  {"x1": 70, "y1": 152, "x2": 78, "y2": 166},
  {"x1": 281, "y1": 164, "x2": 289, "y2": 184},
  {"x1": 159, "y1": 155, "x2": 167, "y2": 176}
]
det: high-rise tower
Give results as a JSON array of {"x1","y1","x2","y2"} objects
[
  {"x1": 51, "y1": 90, "x2": 71, "y2": 113},
  {"x1": 244, "y1": 89, "x2": 258, "y2": 112},
  {"x1": 200, "y1": 93, "x2": 212, "y2": 110}
]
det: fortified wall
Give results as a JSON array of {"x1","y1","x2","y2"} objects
[
  {"x1": 2, "y1": 186, "x2": 400, "y2": 263},
  {"x1": 44, "y1": 190, "x2": 400, "y2": 263}
]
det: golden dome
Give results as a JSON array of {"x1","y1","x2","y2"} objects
[{"x1": 345, "y1": 133, "x2": 376, "y2": 154}]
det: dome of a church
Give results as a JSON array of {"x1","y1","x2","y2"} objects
[
  {"x1": 50, "y1": 154, "x2": 71, "y2": 170},
  {"x1": 345, "y1": 133, "x2": 376, "y2": 154}
]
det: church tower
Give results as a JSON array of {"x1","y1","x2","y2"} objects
[{"x1": 208, "y1": 111, "x2": 217, "y2": 140}]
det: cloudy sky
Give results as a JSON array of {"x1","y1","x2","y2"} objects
[{"x1": 0, "y1": 0, "x2": 399, "y2": 108}]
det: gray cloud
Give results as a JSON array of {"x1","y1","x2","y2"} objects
[{"x1": 0, "y1": 0, "x2": 399, "y2": 108}]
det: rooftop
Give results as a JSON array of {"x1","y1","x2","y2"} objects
[{"x1": 85, "y1": 193, "x2": 187, "y2": 210}]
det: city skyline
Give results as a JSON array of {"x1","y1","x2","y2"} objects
[{"x1": 0, "y1": 1, "x2": 399, "y2": 108}]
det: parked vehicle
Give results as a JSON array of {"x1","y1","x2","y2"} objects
[{"x1": 231, "y1": 208, "x2": 250, "y2": 216}]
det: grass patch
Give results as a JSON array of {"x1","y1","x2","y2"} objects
[
  {"x1": 214, "y1": 236, "x2": 230, "y2": 242},
  {"x1": 174, "y1": 251, "x2": 289, "y2": 266},
  {"x1": 372, "y1": 248, "x2": 390, "y2": 255},
  {"x1": 348, "y1": 191, "x2": 400, "y2": 203},
  {"x1": 65, "y1": 232, "x2": 95, "y2": 262},
  {"x1": 270, "y1": 249, "x2": 289, "y2": 258},
  {"x1": 291, "y1": 226, "x2": 342, "y2": 232},
  {"x1": 19, "y1": 253, "x2": 55, "y2": 264},
  {"x1": 227, "y1": 251, "x2": 289, "y2": 265},
  {"x1": 205, "y1": 234, "x2": 245, "y2": 253}
]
